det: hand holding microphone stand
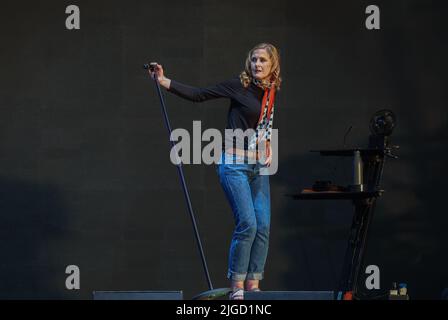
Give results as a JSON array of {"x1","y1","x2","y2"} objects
[{"x1": 144, "y1": 63, "x2": 230, "y2": 300}]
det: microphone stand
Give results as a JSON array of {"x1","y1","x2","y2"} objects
[{"x1": 146, "y1": 66, "x2": 230, "y2": 300}]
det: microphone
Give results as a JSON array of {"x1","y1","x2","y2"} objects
[
  {"x1": 143, "y1": 62, "x2": 158, "y2": 71},
  {"x1": 343, "y1": 125, "x2": 353, "y2": 148}
]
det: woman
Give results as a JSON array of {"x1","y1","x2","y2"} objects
[{"x1": 149, "y1": 43, "x2": 281, "y2": 300}]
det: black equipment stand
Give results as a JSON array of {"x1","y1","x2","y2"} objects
[
  {"x1": 146, "y1": 66, "x2": 230, "y2": 300},
  {"x1": 289, "y1": 111, "x2": 398, "y2": 300}
]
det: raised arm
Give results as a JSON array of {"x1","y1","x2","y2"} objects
[{"x1": 148, "y1": 62, "x2": 237, "y2": 102}]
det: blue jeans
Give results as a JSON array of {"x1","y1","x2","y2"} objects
[{"x1": 216, "y1": 152, "x2": 271, "y2": 281}]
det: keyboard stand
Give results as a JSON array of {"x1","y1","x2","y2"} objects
[{"x1": 288, "y1": 140, "x2": 397, "y2": 299}]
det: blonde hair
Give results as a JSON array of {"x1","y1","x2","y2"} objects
[{"x1": 240, "y1": 43, "x2": 282, "y2": 91}]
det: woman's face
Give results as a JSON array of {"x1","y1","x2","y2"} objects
[{"x1": 250, "y1": 49, "x2": 272, "y2": 81}]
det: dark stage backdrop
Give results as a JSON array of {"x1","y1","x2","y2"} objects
[{"x1": 0, "y1": 0, "x2": 446, "y2": 299}]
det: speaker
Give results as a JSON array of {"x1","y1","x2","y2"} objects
[
  {"x1": 244, "y1": 291, "x2": 334, "y2": 300},
  {"x1": 92, "y1": 290, "x2": 183, "y2": 300}
]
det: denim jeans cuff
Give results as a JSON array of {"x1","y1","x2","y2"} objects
[
  {"x1": 246, "y1": 272, "x2": 264, "y2": 280},
  {"x1": 227, "y1": 270, "x2": 247, "y2": 281}
]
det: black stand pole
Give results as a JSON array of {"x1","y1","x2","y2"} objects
[{"x1": 147, "y1": 69, "x2": 230, "y2": 300}]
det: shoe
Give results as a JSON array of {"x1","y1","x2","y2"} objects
[{"x1": 229, "y1": 288, "x2": 244, "y2": 300}]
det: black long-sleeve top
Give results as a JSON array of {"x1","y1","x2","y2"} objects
[{"x1": 168, "y1": 77, "x2": 268, "y2": 134}]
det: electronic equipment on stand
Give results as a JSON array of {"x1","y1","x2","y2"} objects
[{"x1": 289, "y1": 110, "x2": 398, "y2": 300}]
